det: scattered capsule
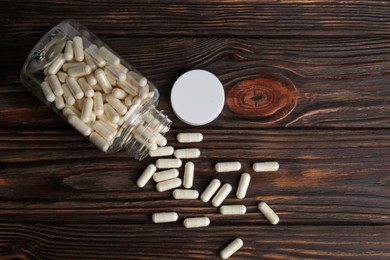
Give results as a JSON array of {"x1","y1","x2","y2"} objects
[
  {"x1": 156, "y1": 177, "x2": 182, "y2": 192},
  {"x1": 183, "y1": 217, "x2": 210, "y2": 228},
  {"x1": 215, "y1": 161, "x2": 241, "y2": 172},
  {"x1": 155, "y1": 159, "x2": 182, "y2": 169},
  {"x1": 40, "y1": 81, "x2": 55, "y2": 102},
  {"x1": 258, "y1": 202, "x2": 279, "y2": 225},
  {"x1": 64, "y1": 40, "x2": 74, "y2": 61},
  {"x1": 201, "y1": 179, "x2": 221, "y2": 203},
  {"x1": 155, "y1": 133, "x2": 167, "y2": 147},
  {"x1": 68, "y1": 115, "x2": 92, "y2": 136},
  {"x1": 89, "y1": 132, "x2": 109, "y2": 152},
  {"x1": 212, "y1": 183, "x2": 232, "y2": 207},
  {"x1": 136, "y1": 164, "x2": 157, "y2": 188},
  {"x1": 177, "y1": 133, "x2": 203, "y2": 143},
  {"x1": 152, "y1": 212, "x2": 178, "y2": 223},
  {"x1": 252, "y1": 161, "x2": 279, "y2": 172},
  {"x1": 236, "y1": 173, "x2": 251, "y2": 199},
  {"x1": 173, "y1": 189, "x2": 199, "y2": 199},
  {"x1": 73, "y1": 36, "x2": 84, "y2": 62},
  {"x1": 183, "y1": 162, "x2": 194, "y2": 188},
  {"x1": 149, "y1": 146, "x2": 174, "y2": 157},
  {"x1": 220, "y1": 238, "x2": 243, "y2": 259},
  {"x1": 220, "y1": 205, "x2": 247, "y2": 215},
  {"x1": 48, "y1": 54, "x2": 66, "y2": 75},
  {"x1": 153, "y1": 169, "x2": 179, "y2": 182},
  {"x1": 174, "y1": 148, "x2": 200, "y2": 159}
]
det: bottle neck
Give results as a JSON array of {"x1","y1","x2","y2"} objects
[{"x1": 123, "y1": 106, "x2": 171, "y2": 160}]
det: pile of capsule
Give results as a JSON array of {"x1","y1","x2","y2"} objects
[
  {"x1": 136, "y1": 132, "x2": 280, "y2": 259},
  {"x1": 40, "y1": 36, "x2": 167, "y2": 152}
]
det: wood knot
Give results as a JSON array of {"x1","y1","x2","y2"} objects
[{"x1": 226, "y1": 73, "x2": 298, "y2": 122}]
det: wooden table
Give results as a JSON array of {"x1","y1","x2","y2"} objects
[{"x1": 1, "y1": 1, "x2": 390, "y2": 259}]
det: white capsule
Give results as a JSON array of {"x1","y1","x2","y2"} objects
[
  {"x1": 86, "y1": 45, "x2": 106, "y2": 67},
  {"x1": 93, "y1": 92, "x2": 104, "y2": 116},
  {"x1": 138, "y1": 85, "x2": 149, "y2": 100},
  {"x1": 220, "y1": 205, "x2": 247, "y2": 215},
  {"x1": 86, "y1": 74, "x2": 97, "y2": 86},
  {"x1": 57, "y1": 71, "x2": 68, "y2": 83},
  {"x1": 124, "y1": 95, "x2": 133, "y2": 106},
  {"x1": 60, "y1": 84, "x2": 75, "y2": 106},
  {"x1": 177, "y1": 133, "x2": 203, "y2": 143},
  {"x1": 84, "y1": 51, "x2": 97, "y2": 71},
  {"x1": 103, "y1": 103, "x2": 120, "y2": 124},
  {"x1": 201, "y1": 179, "x2": 221, "y2": 203},
  {"x1": 155, "y1": 133, "x2": 167, "y2": 146},
  {"x1": 236, "y1": 173, "x2": 251, "y2": 199},
  {"x1": 153, "y1": 169, "x2": 179, "y2": 182},
  {"x1": 64, "y1": 40, "x2": 74, "y2": 61},
  {"x1": 62, "y1": 106, "x2": 80, "y2": 119},
  {"x1": 73, "y1": 36, "x2": 84, "y2": 62},
  {"x1": 112, "y1": 88, "x2": 127, "y2": 99},
  {"x1": 105, "y1": 70, "x2": 117, "y2": 86},
  {"x1": 155, "y1": 158, "x2": 182, "y2": 169},
  {"x1": 95, "y1": 69, "x2": 112, "y2": 93},
  {"x1": 183, "y1": 162, "x2": 194, "y2": 189},
  {"x1": 97, "y1": 113, "x2": 118, "y2": 129},
  {"x1": 54, "y1": 95, "x2": 65, "y2": 110},
  {"x1": 127, "y1": 71, "x2": 147, "y2": 87},
  {"x1": 77, "y1": 78, "x2": 94, "y2": 98},
  {"x1": 136, "y1": 164, "x2": 157, "y2": 188},
  {"x1": 156, "y1": 177, "x2": 182, "y2": 192},
  {"x1": 152, "y1": 212, "x2": 178, "y2": 223},
  {"x1": 149, "y1": 146, "x2": 174, "y2": 157},
  {"x1": 48, "y1": 54, "x2": 66, "y2": 75},
  {"x1": 106, "y1": 95, "x2": 127, "y2": 115},
  {"x1": 215, "y1": 162, "x2": 241, "y2": 172},
  {"x1": 89, "y1": 132, "x2": 110, "y2": 152},
  {"x1": 65, "y1": 77, "x2": 84, "y2": 99},
  {"x1": 258, "y1": 202, "x2": 279, "y2": 225},
  {"x1": 134, "y1": 133, "x2": 158, "y2": 151},
  {"x1": 68, "y1": 64, "x2": 92, "y2": 77},
  {"x1": 47, "y1": 74, "x2": 63, "y2": 96},
  {"x1": 81, "y1": 98, "x2": 94, "y2": 123},
  {"x1": 68, "y1": 115, "x2": 92, "y2": 136},
  {"x1": 40, "y1": 81, "x2": 55, "y2": 102},
  {"x1": 183, "y1": 217, "x2": 210, "y2": 229},
  {"x1": 117, "y1": 79, "x2": 138, "y2": 96},
  {"x1": 98, "y1": 46, "x2": 120, "y2": 65},
  {"x1": 212, "y1": 183, "x2": 232, "y2": 207},
  {"x1": 62, "y1": 62, "x2": 85, "y2": 72},
  {"x1": 220, "y1": 238, "x2": 243, "y2": 259},
  {"x1": 252, "y1": 161, "x2": 279, "y2": 172},
  {"x1": 93, "y1": 120, "x2": 117, "y2": 141},
  {"x1": 105, "y1": 64, "x2": 126, "y2": 81},
  {"x1": 174, "y1": 148, "x2": 200, "y2": 159},
  {"x1": 173, "y1": 189, "x2": 199, "y2": 199},
  {"x1": 136, "y1": 124, "x2": 157, "y2": 143}
]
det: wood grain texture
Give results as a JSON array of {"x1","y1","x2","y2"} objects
[
  {"x1": 3, "y1": 37, "x2": 390, "y2": 128},
  {"x1": 2, "y1": 0, "x2": 390, "y2": 259},
  {"x1": 2, "y1": 0, "x2": 390, "y2": 37},
  {"x1": 0, "y1": 224, "x2": 389, "y2": 260},
  {"x1": 1, "y1": 129, "x2": 389, "y2": 224}
]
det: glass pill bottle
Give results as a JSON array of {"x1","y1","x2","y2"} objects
[{"x1": 20, "y1": 20, "x2": 171, "y2": 160}]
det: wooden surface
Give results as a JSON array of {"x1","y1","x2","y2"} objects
[{"x1": 1, "y1": 0, "x2": 390, "y2": 259}]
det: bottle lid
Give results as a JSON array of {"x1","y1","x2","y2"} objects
[{"x1": 170, "y1": 69, "x2": 225, "y2": 126}]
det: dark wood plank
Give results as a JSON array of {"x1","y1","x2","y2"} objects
[
  {"x1": 2, "y1": 0, "x2": 390, "y2": 37},
  {"x1": 0, "y1": 224, "x2": 389, "y2": 259},
  {"x1": 1, "y1": 129, "x2": 389, "y2": 224},
  {"x1": 3, "y1": 37, "x2": 390, "y2": 128}
]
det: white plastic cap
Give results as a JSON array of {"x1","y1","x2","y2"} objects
[{"x1": 170, "y1": 69, "x2": 225, "y2": 126}]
